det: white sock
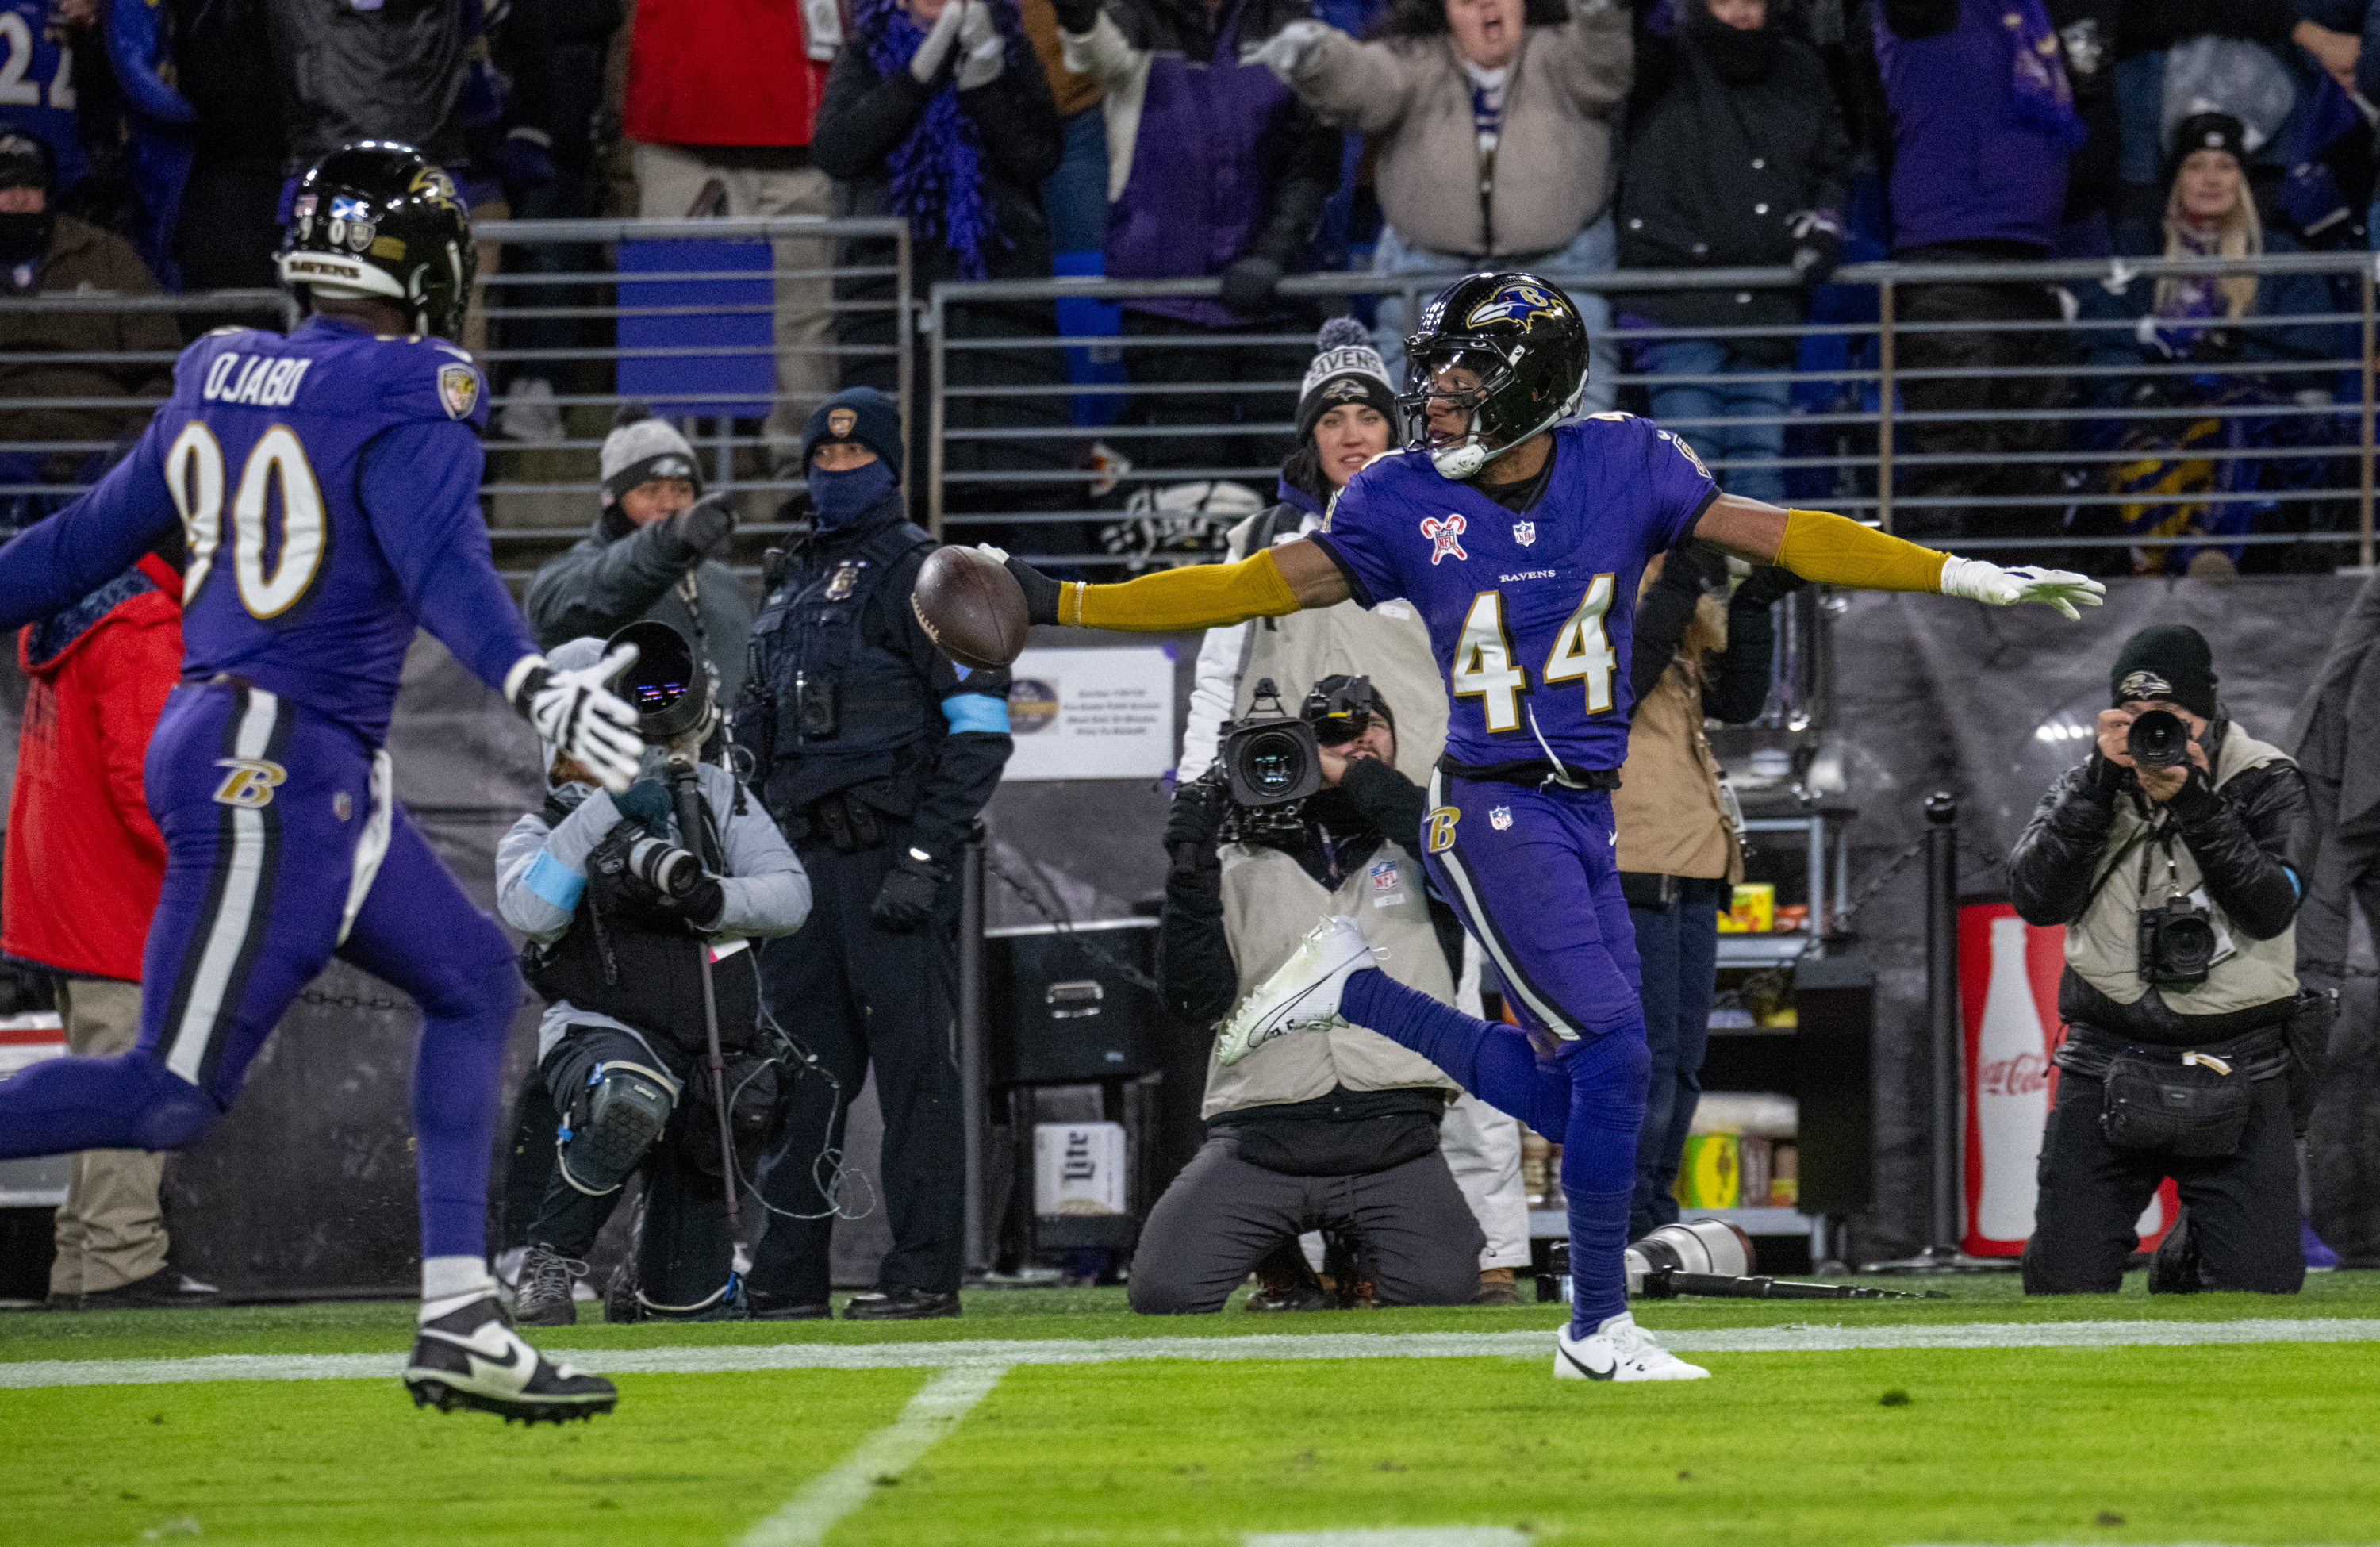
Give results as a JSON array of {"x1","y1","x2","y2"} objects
[{"x1": 420, "y1": 1254, "x2": 497, "y2": 1321}]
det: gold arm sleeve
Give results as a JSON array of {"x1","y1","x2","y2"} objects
[
  {"x1": 1065, "y1": 548, "x2": 1303, "y2": 631},
  {"x1": 1774, "y1": 508, "x2": 1950, "y2": 593}
]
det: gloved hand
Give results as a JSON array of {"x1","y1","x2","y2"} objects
[
  {"x1": 910, "y1": 0, "x2": 967, "y2": 85},
  {"x1": 977, "y1": 543, "x2": 1063, "y2": 624},
  {"x1": 1730, "y1": 564, "x2": 1807, "y2": 609},
  {"x1": 612, "y1": 777, "x2": 673, "y2": 835},
  {"x1": 1937, "y1": 557, "x2": 2106, "y2": 620},
  {"x1": 519, "y1": 643, "x2": 644, "y2": 793},
  {"x1": 1655, "y1": 543, "x2": 1726, "y2": 597},
  {"x1": 1163, "y1": 775, "x2": 1229, "y2": 857},
  {"x1": 1050, "y1": 0, "x2": 1100, "y2": 33},
  {"x1": 497, "y1": 126, "x2": 555, "y2": 201},
  {"x1": 1241, "y1": 17, "x2": 1328, "y2": 82},
  {"x1": 871, "y1": 850, "x2": 950, "y2": 933},
  {"x1": 671, "y1": 493, "x2": 738, "y2": 561},
  {"x1": 1786, "y1": 209, "x2": 1844, "y2": 287},
  {"x1": 1219, "y1": 255, "x2": 1284, "y2": 319},
  {"x1": 955, "y1": 0, "x2": 1004, "y2": 90}
]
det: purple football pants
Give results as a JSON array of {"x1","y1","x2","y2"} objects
[
  {"x1": 0, "y1": 680, "x2": 519, "y2": 1262},
  {"x1": 1342, "y1": 770, "x2": 1650, "y2": 1330}
]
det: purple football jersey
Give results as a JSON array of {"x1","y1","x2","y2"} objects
[{"x1": 1312, "y1": 414, "x2": 1718, "y2": 771}]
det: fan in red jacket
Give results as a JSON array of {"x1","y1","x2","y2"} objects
[
  {"x1": 624, "y1": 0, "x2": 840, "y2": 471},
  {"x1": 2, "y1": 543, "x2": 209, "y2": 1307}
]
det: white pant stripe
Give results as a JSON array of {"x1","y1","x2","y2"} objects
[
  {"x1": 1426, "y1": 767, "x2": 1579, "y2": 1042},
  {"x1": 164, "y1": 691, "x2": 280, "y2": 1084}
]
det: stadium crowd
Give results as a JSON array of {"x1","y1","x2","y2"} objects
[{"x1": 0, "y1": 0, "x2": 2378, "y2": 568}]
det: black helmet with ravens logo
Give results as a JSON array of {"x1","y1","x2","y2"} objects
[
  {"x1": 279, "y1": 141, "x2": 474, "y2": 342},
  {"x1": 1399, "y1": 272, "x2": 1589, "y2": 479}
]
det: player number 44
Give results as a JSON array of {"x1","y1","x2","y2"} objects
[{"x1": 1450, "y1": 576, "x2": 1618, "y2": 734}]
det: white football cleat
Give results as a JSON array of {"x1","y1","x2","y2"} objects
[
  {"x1": 1215, "y1": 915, "x2": 1378, "y2": 1068},
  {"x1": 403, "y1": 1293, "x2": 617, "y2": 1423},
  {"x1": 1553, "y1": 1312, "x2": 1710, "y2": 1382}
]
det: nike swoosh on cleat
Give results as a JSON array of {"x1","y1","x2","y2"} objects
[
  {"x1": 420, "y1": 1330, "x2": 524, "y2": 1373},
  {"x1": 1558, "y1": 1341, "x2": 1616, "y2": 1381}
]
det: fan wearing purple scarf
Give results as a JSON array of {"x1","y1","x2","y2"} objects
[{"x1": 813, "y1": 0, "x2": 1074, "y2": 515}]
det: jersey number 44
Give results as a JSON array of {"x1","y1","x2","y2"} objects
[{"x1": 1451, "y1": 574, "x2": 1620, "y2": 734}]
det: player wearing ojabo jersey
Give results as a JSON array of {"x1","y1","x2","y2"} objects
[
  {"x1": 0, "y1": 143, "x2": 648, "y2": 1423},
  {"x1": 987, "y1": 271, "x2": 2105, "y2": 1382}
]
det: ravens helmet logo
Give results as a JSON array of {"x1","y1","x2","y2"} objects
[
  {"x1": 407, "y1": 165, "x2": 464, "y2": 217},
  {"x1": 1463, "y1": 282, "x2": 1564, "y2": 330}
]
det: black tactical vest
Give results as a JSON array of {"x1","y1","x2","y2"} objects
[
  {"x1": 521, "y1": 796, "x2": 762, "y2": 1054},
  {"x1": 747, "y1": 510, "x2": 939, "y2": 821}
]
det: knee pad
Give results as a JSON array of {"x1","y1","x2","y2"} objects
[{"x1": 555, "y1": 1061, "x2": 676, "y2": 1196}]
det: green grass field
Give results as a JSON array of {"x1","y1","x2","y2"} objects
[{"x1": 6, "y1": 1274, "x2": 2380, "y2": 1546}]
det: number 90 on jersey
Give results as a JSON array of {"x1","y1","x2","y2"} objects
[{"x1": 1450, "y1": 574, "x2": 1618, "y2": 734}]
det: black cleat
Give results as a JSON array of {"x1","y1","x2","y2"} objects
[
  {"x1": 401, "y1": 1294, "x2": 616, "y2": 1424},
  {"x1": 843, "y1": 1286, "x2": 961, "y2": 1321}
]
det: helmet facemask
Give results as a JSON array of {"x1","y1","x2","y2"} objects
[{"x1": 1399, "y1": 338, "x2": 1580, "y2": 480}]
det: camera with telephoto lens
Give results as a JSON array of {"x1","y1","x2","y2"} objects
[
  {"x1": 605, "y1": 619, "x2": 716, "y2": 747},
  {"x1": 2126, "y1": 708, "x2": 2192, "y2": 769},
  {"x1": 589, "y1": 828, "x2": 703, "y2": 904},
  {"x1": 2139, "y1": 891, "x2": 2218, "y2": 989}
]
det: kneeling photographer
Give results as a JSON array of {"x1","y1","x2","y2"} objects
[
  {"x1": 499, "y1": 627, "x2": 811, "y2": 1323},
  {"x1": 1134, "y1": 676, "x2": 1484, "y2": 1315},
  {"x1": 2010, "y1": 626, "x2": 2315, "y2": 1295}
]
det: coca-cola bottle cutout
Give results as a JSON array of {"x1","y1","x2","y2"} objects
[{"x1": 1975, "y1": 914, "x2": 2056, "y2": 1244}]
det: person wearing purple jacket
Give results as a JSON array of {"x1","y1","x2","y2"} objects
[
  {"x1": 1056, "y1": 0, "x2": 1343, "y2": 484},
  {"x1": 1873, "y1": 0, "x2": 2082, "y2": 547}
]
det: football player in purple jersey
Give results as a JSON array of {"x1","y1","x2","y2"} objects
[
  {"x1": 988, "y1": 271, "x2": 2102, "y2": 1380},
  {"x1": 0, "y1": 143, "x2": 650, "y2": 1422}
]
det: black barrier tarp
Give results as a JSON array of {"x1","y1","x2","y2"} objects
[{"x1": 0, "y1": 583, "x2": 2372, "y2": 1289}]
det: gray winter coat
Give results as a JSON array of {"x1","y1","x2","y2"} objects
[{"x1": 525, "y1": 509, "x2": 756, "y2": 705}]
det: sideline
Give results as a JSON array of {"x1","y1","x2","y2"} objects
[
  {"x1": 3, "y1": 1317, "x2": 2378, "y2": 1389},
  {"x1": 735, "y1": 1361, "x2": 1012, "y2": 1547}
]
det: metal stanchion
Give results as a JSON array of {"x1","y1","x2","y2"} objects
[
  {"x1": 1868, "y1": 791, "x2": 2000, "y2": 1274},
  {"x1": 958, "y1": 821, "x2": 988, "y2": 1276}
]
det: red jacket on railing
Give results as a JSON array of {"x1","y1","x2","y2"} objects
[
  {"x1": 3, "y1": 552, "x2": 182, "y2": 983},
  {"x1": 624, "y1": 0, "x2": 831, "y2": 148}
]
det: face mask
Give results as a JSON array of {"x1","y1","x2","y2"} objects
[
  {"x1": 0, "y1": 209, "x2": 49, "y2": 269},
  {"x1": 808, "y1": 459, "x2": 897, "y2": 531}
]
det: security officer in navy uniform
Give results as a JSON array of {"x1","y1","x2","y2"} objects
[{"x1": 736, "y1": 387, "x2": 1015, "y2": 1320}]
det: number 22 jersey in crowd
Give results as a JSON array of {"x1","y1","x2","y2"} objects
[{"x1": 1309, "y1": 413, "x2": 1720, "y2": 774}]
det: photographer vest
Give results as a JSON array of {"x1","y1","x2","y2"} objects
[
  {"x1": 748, "y1": 512, "x2": 940, "y2": 820},
  {"x1": 2066, "y1": 726, "x2": 2298, "y2": 1018},
  {"x1": 1612, "y1": 625, "x2": 1743, "y2": 883},
  {"x1": 1223, "y1": 504, "x2": 1448, "y2": 781},
  {"x1": 523, "y1": 797, "x2": 763, "y2": 1055},
  {"x1": 1207, "y1": 836, "x2": 1459, "y2": 1118}
]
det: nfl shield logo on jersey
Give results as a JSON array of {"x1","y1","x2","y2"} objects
[
  {"x1": 1513, "y1": 521, "x2": 1535, "y2": 546},
  {"x1": 438, "y1": 363, "x2": 479, "y2": 420},
  {"x1": 1489, "y1": 805, "x2": 1513, "y2": 831}
]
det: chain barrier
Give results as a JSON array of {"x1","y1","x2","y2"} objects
[{"x1": 984, "y1": 848, "x2": 1164, "y2": 995}]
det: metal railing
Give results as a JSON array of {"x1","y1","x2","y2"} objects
[
  {"x1": 6, "y1": 231, "x2": 2376, "y2": 580},
  {"x1": 927, "y1": 248, "x2": 2380, "y2": 571},
  {"x1": 0, "y1": 215, "x2": 913, "y2": 582}
]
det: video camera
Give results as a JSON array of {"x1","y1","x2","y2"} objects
[{"x1": 1186, "y1": 676, "x2": 1389, "y2": 847}]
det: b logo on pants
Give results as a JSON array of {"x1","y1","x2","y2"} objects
[
  {"x1": 212, "y1": 758, "x2": 287, "y2": 809},
  {"x1": 1424, "y1": 806, "x2": 1460, "y2": 853}
]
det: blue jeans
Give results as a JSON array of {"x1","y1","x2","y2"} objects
[
  {"x1": 1371, "y1": 215, "x2": 1619, "y2": 415},
  {"x1": 1637, "y1": 338, "x2": 1790, "y2": 507},
  {"x1": 1626, "y1": 877, "x2": 1726, "y2": 1240}
]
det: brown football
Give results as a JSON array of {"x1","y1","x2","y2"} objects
[{"x1": 912, "y1": 544, "x2": 1029, "y2": 670}]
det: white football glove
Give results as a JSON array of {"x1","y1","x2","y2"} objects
[
  {"x1": 1938, "y1": 557, "x2": 2107, "y2": 620},
  {"x1": 521, "y1": 643, "x2": 646, "y2": 793},
  {"x1": 1240, "y1": 19, "x2": 1327, "y2": 82}
]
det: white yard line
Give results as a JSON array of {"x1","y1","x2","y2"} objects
[
  {"x1": 6, "y1": 1318, "x2": 2379, "y2": 1391},
  {"x1": 735, "y1": 1361, "x2": 1012, "y2": 1547}
]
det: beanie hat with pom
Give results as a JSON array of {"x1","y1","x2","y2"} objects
[{"x1": 1296, "y1": 316, "x2": 1403, "y2": 442}]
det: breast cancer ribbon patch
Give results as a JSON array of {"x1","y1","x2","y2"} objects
[{"x1": 1421, "y1": 514, "x2": 1468, "y2": 565}]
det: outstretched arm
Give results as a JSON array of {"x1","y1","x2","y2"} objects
[
  {"x1": 1001, "y1": 538, "x2": 1347, "y2": 631},
  {"x1": 1691, "y1": 494, "x2": 2104, "y2": 619},
  {"x1": 0, "y1": 414, "x2": 178, "y2": 632}
]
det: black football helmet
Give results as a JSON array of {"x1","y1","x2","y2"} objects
[
  {"x1": 279, "y1": 141, "x2": 474, "y2": 341},
  {"x1": 1399, "y1": 272, "x2": 1590, "y2": 478}
]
